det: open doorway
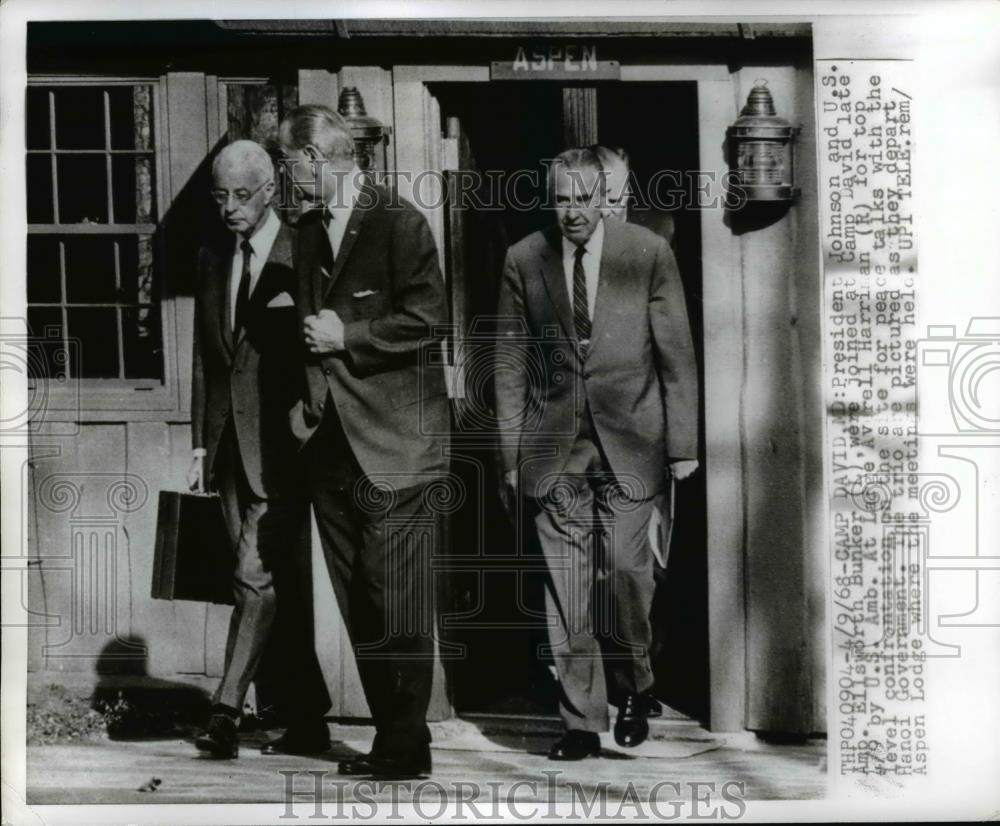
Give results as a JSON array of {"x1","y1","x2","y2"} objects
[{"x1": 433, "y1": 81, "x2": 709, "y2": 724}]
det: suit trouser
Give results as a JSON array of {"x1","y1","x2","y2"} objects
[
  {"x1": 212, "y1": 420, "x2": 331, "y2": 721},
  {"x1": 530, "y1": 415, "x2": 657, "y2": 733},
  {"x1": 305, "y1": 402, "x2": 436, "y2": 755}
]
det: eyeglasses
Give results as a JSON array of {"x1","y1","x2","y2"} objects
[{"x1": 209, "y1": 179, "x2": 271, "y2": 206}]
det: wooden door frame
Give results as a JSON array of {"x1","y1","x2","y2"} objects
[{"x1": 389, "y1": 63, "x2": 746, "y2": 731}]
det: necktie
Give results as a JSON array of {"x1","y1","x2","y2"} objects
[
  {"x1": 320, "y1": 207, "x2": 335, "y2": 276},
  {"x1": 234, "y1": 238, "x2": 252, "y2": 337},
  {"x1": 572, "y1": 244, "x2": 591, "y2": 353}
]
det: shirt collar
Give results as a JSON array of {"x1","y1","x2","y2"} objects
[
  {"x1": 324, "y1": 165, "x2": 365, "y2": 215},
  {"x1": 561, "y1": 218, "x2": 605, "y2": 261},
  {"x1": 239, "y1": 207, "x2": 281, "y2": 259}
]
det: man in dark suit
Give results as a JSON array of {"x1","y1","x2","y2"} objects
[
  {"x1": 496, "y1": 148, "x2": 699, "y2": 760},
  {"x1": 277, "y1": 104, "x2": 450, "y2": 779},
  {"x1": 189, "y1": 140, "x2": 330, "y2": 758}
]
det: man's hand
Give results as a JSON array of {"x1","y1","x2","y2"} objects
[
  {"x1": 187, "y1": 451, "x2": 205, "y2": 493},
  {"x1": 304, "y1": 309, "x2": 346, "y2": 355},
  {"x1": 669, "y1": 459, "x2": 699, "y2": 481}
]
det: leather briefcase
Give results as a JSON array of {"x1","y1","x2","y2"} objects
[{"x1": 152, "y1": 491, "x2": 234, "y2": 605}]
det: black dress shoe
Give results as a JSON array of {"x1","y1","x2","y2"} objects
[
  {"x1": 338, "y1": 744, "x2": 431, "y2": 778},
  {"x1": 260, "y1": 721, "x2": 330, "y2": 755},
  {"x1": 548, "y1": 730, "x2": 602, "y2": 761},
  {"x1": 195, "y1": 713, "x2": 239, "y2": 759},
  {"x1": 642, "y1": 691, "x2": 663, "y2": 718},
  {"x1": 614, "y1": 694, "x2": 650, "y2": 748}
]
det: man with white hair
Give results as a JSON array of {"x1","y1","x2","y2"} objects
[{"x1": 189, "y1": 139, "x2": 330, "y2": 759}]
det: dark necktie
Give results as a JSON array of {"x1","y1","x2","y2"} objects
[
  {"x1": 234, "y1": 238, "x2": 252, "y2": 337},
  {"x1": 572, "y1": 244, "x2": 591, "y2": 352},
  {"x1": 319, "y1": 207, "x2": 335, "y2": 275}
]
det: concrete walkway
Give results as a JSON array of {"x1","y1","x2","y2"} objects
[{"x1": 27, "y1": 715, "x2": 826, "y2": 808}]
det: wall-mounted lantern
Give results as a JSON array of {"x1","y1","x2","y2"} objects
[
  {"x1": 727, "y1": 80, "x2": 800, "y2": 203},
  {"x1": 337, "y1": 86, "x2": 391, "y2": 174}
]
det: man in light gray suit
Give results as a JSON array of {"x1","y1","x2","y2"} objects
[{"x1": 496, "y1": 148, "x2": 699, "y2": 760}]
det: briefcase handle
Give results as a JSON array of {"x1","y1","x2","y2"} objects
[{"x1": 179, "y1": 488, "x2": 221, "y2": 499}]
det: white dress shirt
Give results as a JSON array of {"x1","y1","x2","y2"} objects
[
  {"x1": 561, "y1": 218, "x2": 605, "y2": 321},
  {"x1": 324, "y1": 165, "x2": 364, "y2": 260},
  {"x1": 230, "y1": 208, "x2": 281, "y2": 330}
]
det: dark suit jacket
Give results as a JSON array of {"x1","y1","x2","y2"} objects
[
  {"x1": 495, "y1": 218, "x2": 698, "y2": 499},
  {"x1": 192, "y1": 217, "x2": 301, "y2": 500},
  {"x1": 290, "y1": 182, "x2": 449, "y2": 489}
]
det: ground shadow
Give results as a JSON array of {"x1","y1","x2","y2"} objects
[{"x1": 91, "y1": 636, "x2": 212, "y2": 741}]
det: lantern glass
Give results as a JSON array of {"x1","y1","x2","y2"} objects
[{"x1": 727, "y1": 81, "x2": 798, "y2": 203}]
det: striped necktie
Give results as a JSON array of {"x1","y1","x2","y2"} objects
[{"x1": 572, "y1": 244, "x2": 591, "y2": 353}]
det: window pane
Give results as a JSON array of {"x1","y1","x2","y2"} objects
[
  {"x1": 27, "y1": 306, "x2": 67, "y2": 380},
  {"x1": 26, "y1": 88, "x2": 51, "y2": 150},
  {"x1": 122, "y1": 305, "x2": 163, "y2": 380},
  {"x1": 27, "y1": 236, "x2": 62, "y2": 303},
  {"x1": 107, "y1": 87, "x2": 135, "y2": 150},
  {"x1": 66, "y1": 307, "x2": 119, "y2": 378},
  {"x1": 54, "y1": 87, "x2": 106, "y2": 150},
  {"x1": 64, "y1": 236, "x2": 116, "y2": 303},
  {"x1": 227, "y1": 84, "x2": 277, "y2": 145},
  {"x1": 56, "y1": 155, "x2": 108, "y2": 224},
  {"x1": 116, "y1": 235, "x2": 156, "y2": 304},
  {"x1": 26, "y1": 154, "x2": 54, "y2": 223},
  {"x1": 111, "y1": 154, "x2": 136, "y2": 223},
  {"x1": 112, "y1": 156, "x2": 156, "y2": 223},
  {"x1": 109, "y1": 85, "x2": 153, "y2": 151},
  {"x1": 137, "y1": 156, "x2": 155, "y2": 222},
  {"x1": 226, "y1": 82, "x2": 297, "y2": 149}
]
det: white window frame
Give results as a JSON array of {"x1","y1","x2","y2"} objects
[{"x1": 26, "y1": 76, "x2": 181, "y2": 419}]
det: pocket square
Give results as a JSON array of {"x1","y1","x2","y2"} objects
[
  {"x1": 353, "y1": 289, "x2": 378, "y2": 299},
  {"x1": 266, "y1": 291, "x2": 294, "y2": 308}
]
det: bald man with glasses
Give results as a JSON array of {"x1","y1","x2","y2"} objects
[{"x1": 189, "y1": 139, "x2": 330, "y2": 759}]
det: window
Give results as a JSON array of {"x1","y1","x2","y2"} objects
[
  {"x1": 26, "y1": 82, "x2": 163, "y2": 385},
  {"x1": 221, "y1": 79, "x2": 299, "y2": 221}
]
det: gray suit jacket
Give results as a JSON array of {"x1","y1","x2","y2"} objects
[
  {"x1": 495, "y1": 218, "x2": 698, "y2": 499},
  {"x1": 192, "y1": 219, "x2": 301, "y2": 499}
]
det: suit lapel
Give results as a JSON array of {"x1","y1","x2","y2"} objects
[
  {"x1": 538, "y1": 226, "x2": 576, "y2": 345},
  {"x1": 233, "y1": 221, "x2": 293, "y2": 350},
  {"x1": 320, "y1": 182, "x2": 376, "y2": 303},
  {"x1": 208, "y1": 243, "x2": 235, "y2": 356},
  {"x1": 587, "y1": 219, "x2": 621, "y2": 359},
  {"x1": 305, "y1": 213, "x2": 326, "y2": 314}
]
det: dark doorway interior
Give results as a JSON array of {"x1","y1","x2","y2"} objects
[{"x1": 433, "y1": 81, "x2": 708, "y2": 724}]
